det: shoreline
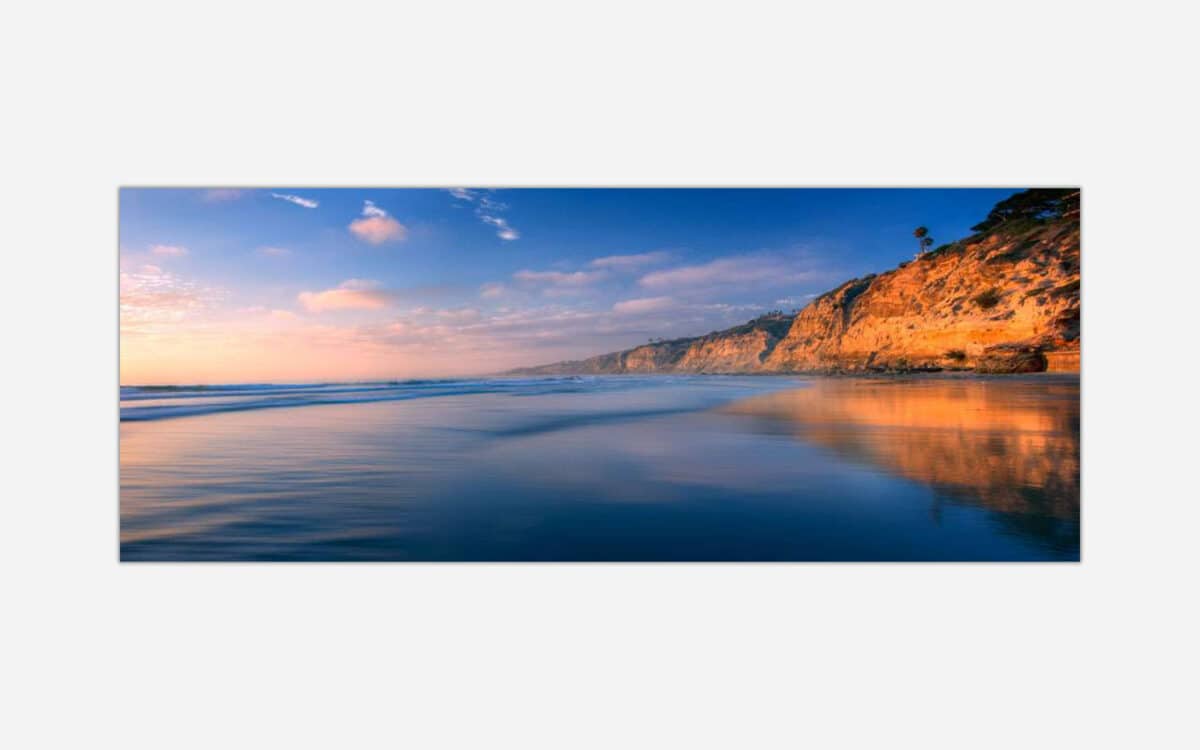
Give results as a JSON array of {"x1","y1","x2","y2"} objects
[{"x1": 122, "y1": 368, "x2": 1082, "y2": 391}]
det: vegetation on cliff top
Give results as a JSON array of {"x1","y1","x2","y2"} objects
[{"x1": 970, "y1": 188, "x2": 1079, "y2": 235}]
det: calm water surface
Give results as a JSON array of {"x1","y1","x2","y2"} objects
[{"x1": 120, "y1": 375, "x2": 1080, "y2": 561}]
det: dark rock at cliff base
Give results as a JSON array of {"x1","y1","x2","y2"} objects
[{"x1": 974, "y1": 346, "x2": 1048, "y2": 374}]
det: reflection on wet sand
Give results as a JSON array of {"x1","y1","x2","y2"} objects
[
  {"x1": 120, "y1": 376, "x2": 1079, "y2": 561},
  {"x1": 723, "y1": 376, "x2": 1080, "y2": 551}
]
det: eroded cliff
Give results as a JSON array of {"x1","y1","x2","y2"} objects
[
  {"x1": 511, "y1": 190, "x2": 1080, "y2": 375},
  {"x1": 764, "y1": 207, "x2": 1080, "y2": 373},
  {"x1": 515, "y1": 315, "x2": 795, "y2": 375}
]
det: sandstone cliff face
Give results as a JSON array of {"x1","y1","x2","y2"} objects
[
  {"x1": 763, "y1": 214, "x2": 1080, "y2": 373},
  {"x1": 511, "y1": 196, "x2": 1080, "y2": 376},
  {"x1": 517, "y1": 316, "x2": 793, "y2": 375},
  {"x1": 676, "y1": 328, "x2": 779, "y2": 371}
]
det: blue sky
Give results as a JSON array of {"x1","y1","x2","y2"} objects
[{"x1": 119, "y1": 187, "x2": 1017, "y2": 383}]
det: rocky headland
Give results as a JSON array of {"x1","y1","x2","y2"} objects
[{"x1": 511, "y1": 189, "x2": 1080, "y2": 376}]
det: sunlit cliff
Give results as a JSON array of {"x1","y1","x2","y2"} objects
[{"x1": 512, "y1": 189, "x2": 1080, "y2": 375}]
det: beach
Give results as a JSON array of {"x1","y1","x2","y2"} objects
[{"x1": 120, "y1": 374, "x2": 1080, "y2": 561}]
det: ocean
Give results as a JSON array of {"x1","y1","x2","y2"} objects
[{"x1": 120, "y1": 374, "x2": 1080, "y2": 561}]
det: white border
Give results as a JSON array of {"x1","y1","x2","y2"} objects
[{"x1": 5, "y1": 2, "x2": 1197, "y2": 748}]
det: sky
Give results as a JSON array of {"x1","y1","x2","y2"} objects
[{"x1": 119, "y1": 187, "x2": 1019, "y2": 384}]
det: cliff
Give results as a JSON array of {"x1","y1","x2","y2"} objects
[
  {"x1": 515, "y1": 314, "x2": 796, "y2": 375},
  {"x1": 511, "y1": 189, "x2": 1080, "y2": 376}
]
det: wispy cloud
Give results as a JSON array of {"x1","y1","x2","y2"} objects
[
  {"x1": 353, "y1": 295, "x2": 770, "y2": 369},
  {"x1": 271, "y1": 192, "x2": 319, "y2": 209},
  {"x1": 612, "y1": 296, "x2": 677, "y2": 315},
  {"x1": 239, "y1": 306, "x2": 301, "y2": 322},
  {"x1": 147, "y1": 291, "x2": 778, "y2": 381},
  {"x1": 151, "y1": 244, "x2": 189, "y2": 257},
  {"x1": 478, "y1": 195, "x2": 507, "y2": 212},
  {"x1": 449, "y1": 188, "x2": 521, "y2": 241},
  {"x1": 639, "y1": 252, "x2": 824, "y2": 290},
  {"x1": 348, "y1": 201, "x2": 407, "y2": 245},
  {"x1": 590, "y1": 251, "x2": 672, "y2": 270},
  {"x1": 120, "y1": 266, "x2": 220, "y2": 333},
  {"x1": 480, "y1": 214, "x2": 520, "y2": 241},
  {"x1": 513, "y1": 269, "x2": 606, "y2": 287},
  {"x1": 425, "y1": 306, "x2": 482, "y2": 323},
  {"x1": 257, "y1": 246, "x2": 291, "y2": 258},
  {"x1": 298, "y1": 279, "x2": 395, "y2": 312},
  {"x1": 775, "y1": 294, "x2": 817, "y2": 307}
]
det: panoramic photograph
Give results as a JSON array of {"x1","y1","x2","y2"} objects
[{"x1": 119, "y1": 187, "x2": 1081, "y2": 561}]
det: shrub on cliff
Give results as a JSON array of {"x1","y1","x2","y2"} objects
[
  {"x1": 971, "y1": 188, "x2": 1079, "y2": 234},
  {"x1": 973, "y1": 288, "x2": 1002, "y2": 309}
]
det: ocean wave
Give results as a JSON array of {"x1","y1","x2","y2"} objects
[{"x1": 119, "y1": 376, "x2": 663, "y2": 422}]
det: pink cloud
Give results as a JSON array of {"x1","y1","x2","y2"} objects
[
  {"x1": 612, "y1": 296, "x2": 677, "y2": 314},
  {"x1": 120, "y1": 266, "x2": 220, "y2": 333},
  {"x1": 298, "y1": 279, "x2": 394, "y2": 312},
  {"x1": 349, "y1": 216, "x2": 407, "y2": 244},
  {"x1": 348, "y1": 200, "x2": 407, "y2": 244},
  {"x1": 435, "y1": 307, "x2": 481, "y2": 322},
  {"x1": 151, "y1": 244, "x2": 189, "y2": 257}
]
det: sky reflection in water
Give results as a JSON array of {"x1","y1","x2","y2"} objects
[{"x1": 120, "y1": 375, "x2": 1080, "y2": 561}]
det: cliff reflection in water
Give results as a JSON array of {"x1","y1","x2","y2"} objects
[{"x1": 723, "y1": 376, "x2": 1080, "y2": 551}]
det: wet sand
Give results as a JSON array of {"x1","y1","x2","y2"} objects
[{"x1": 121, "y1": 375, "x2": 1079, "y2": 561}]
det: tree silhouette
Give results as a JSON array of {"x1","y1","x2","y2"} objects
[{"x1": 913, "y1": 226, "x2": 934, "y2": 255}]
